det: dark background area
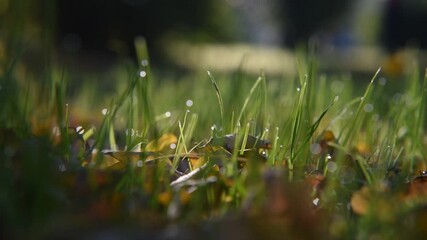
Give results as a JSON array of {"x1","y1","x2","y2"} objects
[{"x1": 1, "y1": 0, "x2": 427, "y2": 71}]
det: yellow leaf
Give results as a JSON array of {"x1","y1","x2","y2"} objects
[
  {"x1": 351, "y1": 186, "x2": 370, "y2": 215},
  {"x1": 145, "y1": 133, "x2": 177, "y2": 152},
  {"x1": 158, "y1": 191, "x2": 172, "y2": 206}
]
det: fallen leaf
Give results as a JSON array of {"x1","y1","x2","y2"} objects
[
  {"x1": 351, "y1": 186, "x2": 370, "y2": 215},
  {"x1": 145, "y1": 133, "x2": 177, "y2": 152}
]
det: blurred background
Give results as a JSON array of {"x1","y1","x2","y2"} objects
[{"x1": 1, "y1": 0, "x2": 427, "y2": 78}]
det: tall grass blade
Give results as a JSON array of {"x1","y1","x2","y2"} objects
[
  {"x1": 207, "y1": 71, "x2": 225, "y2": 131},
  {"x1": 342, "y1": 67, "x2": 381, "y2": 148},
  {"x1": 236, "y1": 76, "x2": 262, "y2": 127}
]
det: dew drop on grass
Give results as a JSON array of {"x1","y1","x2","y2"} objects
[
  {"x1": 326, "y1": 161, "x2": 337, "y2": 172},
  {"x1": 331, "y1": 80, "x2": 344, "y2": 94},
  {"x1": 265, "y1": 128, "x2": 269, "y2": 132},
  {"x1": 296, "y1": 87, "x2": 301, "y2": 92},
  {"x1": 165, "y1": 111, "x2": 171, "y2": 117},
  {"x1": 139, "y1": 70, "x2": 147, "y2": 78},
  {"x1": 170, "y1": 143, "x2": 177, "y2": 149},
  {"x1": 52, "y1": 126, "x2": 60, "y2": 136},
  {"x1": 136, "y1": 160, "x2": 143, "y2": 168},
  {"x1": 310, "y1": 143, "x2": 322, "y2": 155},
  {"x1": 76, "y1": 126, "x2": 84, "y2": 134},
  {"x1": 141, "y1": 59, "x2": 149, "y2": 66},
  {"x1": 363, "y1": 103, "x2": 374, "y2": 113},
  {"x1": 126, "y1": 128, "x2": 135, "y2": 136},
  {"x1": 398, "y1": 126, "x2": 408, "y2": 138},
  {"x1": 326, "y1": 154, "x2": 332, "y2": 160},
  {"x1": 58, "y1": 164, "x2": 66, "y2": 172},
  {"x1": 186, "y1": 99, "x2": 193, "y2": 107},
  {"x1": 101, "y1": 108, "x2": 109, "y2": 115},
  {"x1": 313, "y1": 198, "x2": 320, "y2": 206}
]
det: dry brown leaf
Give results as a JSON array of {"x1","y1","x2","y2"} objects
[{"x1": 407, "y1": 174, "x2": 427, "y2": 200}]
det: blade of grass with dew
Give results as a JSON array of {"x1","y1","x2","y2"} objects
[
  {"x1": 415, "y1": 69, "x2": 427, "y2": 153},
  {"x1": 287, "y1": 80, "x2": 307, "y2": 174},
  {"x1": 135, "y1": 36, "x2": 157, "y2": 139},
  {"x1": 293, "y1": 95, "x2": 339, "y2": 164},
  {"x1": 267, "y1": 126, "x2": 280, "y2": 166},
  {"x1": 239, "y1": 122, "x2": 251, "y2": 155},
  {"x1": 341, "y1": 67, "x2": 381, "y2": 148},
  {"x1": 172, "y1": 111, "x2": 189, "y2": 170},
  {"x1": 235, "y1": 76, "x2": 263, "y2": 127},
  {"x1": 208, "y1": 71, "x2": 225, "y2": 131}
]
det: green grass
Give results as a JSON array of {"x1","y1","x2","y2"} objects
[{"x1": 1, "y1": 38, "x2": 427, "y2": 239}]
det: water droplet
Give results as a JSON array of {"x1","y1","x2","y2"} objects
[
  {"x1": 398, "y1": 126, "x2": 408, "y2": 138},
  {"x1": 170, "y1": 143, "x2": 177, "y2": 149},
  {"x1": 265, "y1": 128, "x2": 269, "y2": 132},
  {"x1": 186, "y1": 99, "x2": 193, "y2": 107},
  {"x1": 141, "y1": 59, "x2": 149, "y2": 66},
  {"x1": 296, "y1": 87, "x2": 301, "y2": 92},
  {"x1": 136, "y1": 160, "x2": 143, "y2": 168},
  {"x1": 101, "y1": 108, "x2": 109, "y2": 115},
  {"x1": 126, "y1": 128, "x2": 135, "y2": 136},
  {"x1": 313, "y1": 198, "x2": 320, "y2": 206},
  {"x1": 379, "y1": 77, "x2": 387, "y2": 86},
  {"x1": 186, "y1": 109, "x2": 190, "y2": 113},
  {"x1": 331, "y1": 80, "x2": 344, "y2": 94},
  {"x1": 326, "y1": 154, "x2": 332, "y2": 160},
  {"x1": 326, "y1": 161, "x2": 337, "y2": 172},
  {"x1": 363, "y1": 103, "x2": 374, "y2": 113},
  {"x1": 139, "y1": 70, "x2": 147, "y2": 78},
  {"x1": 52, "y1": 126, "x2": 61, "y2": 136},
  {"x1": 165, "y1": 111, "x2": 171, "y2": 117},
  {"x1": 360, "y1": 97, "x2": 364, "y2": 101},
  {"x1": 58, "y1": 164, "x2": 66, "y2": 172},
  {"x1": 76, "y1": 126, "x2": 84, "y2": 134},
  {"x1": 211, "y1": 125, "x2": 216, "y2": 131},
  {"x1": 310, "y1": 143, "x2": 322, "y2": 155}
]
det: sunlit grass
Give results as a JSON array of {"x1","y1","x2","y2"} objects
[{"x1": 1, "y1": 38, "x2": 427, "y2": 239}]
